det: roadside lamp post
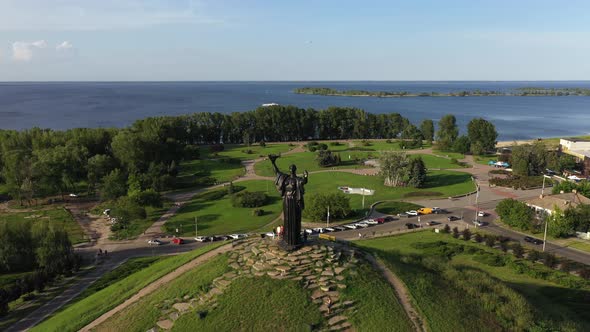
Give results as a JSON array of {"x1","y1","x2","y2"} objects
[
  {"x1": 195, "y1": 217, "x2": 198, "y2": 237},
  {"x1": 542, "y1": 213, "x2": 549, "y2": 252},
  {"x1": 541, "y1": 175, "x2": 552, "y2": 196}
]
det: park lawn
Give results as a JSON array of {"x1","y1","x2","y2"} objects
[
  {"x1": 358, "y1": 231, "x2": 590, "y2": 331},
  {"x1": 374, "y1": 201, "x2": 423, "y2": 215},
  {"x1": 432, "y1": 150, "x2": 465, "y2": 160},
  {"x1": 567, "y1": 240, "x2": 590, "y2": 253},
  {"x1": 93, "y1": 254, "x2": 230, "y2": 332},
  {"x1": 203, "y1": 143, "x2": 294, "y2": 160},
  {"x1": 0, "y1": 207, "x2": 86, "y2": 244},
  {"x1": 173, "y1": 276, "x2": 323, "y2": 331},
  {"x1": 165, "y1": 180, "x2": 282, "y2": 236},
  {"x1": 255, "y1": 151, "x2": 367, "y2": 177},
  {"x1": 473, "y1": 154, "x2": 499, "y2": 165},
  {"x1": 413, "y1": 154, "x2": 462, "y2": 169},
  {"x1": 305, "y1": 171, "x2": 475, "y2": 220},
  {"x1": 178, "y1": 159, "x2": 245, "y2": 184},
  {"x1": 31, "y1": 243, "x2": 226, "y2": 332},
  {"x1": 341, "y1": 260, "x2": 414, "y2": 331}
]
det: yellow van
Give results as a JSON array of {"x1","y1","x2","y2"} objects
[{"x1": 417, "y1": 208, "x2": 433, "y2": 215}]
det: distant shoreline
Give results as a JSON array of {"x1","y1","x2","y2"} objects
[{"x1": 294, "y1": 87, "x2": 590, "y2": 98}]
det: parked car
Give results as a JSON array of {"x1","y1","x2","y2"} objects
[
  {"x1": 304, "y1": 229, "x2": 314, "y2": 234},
  {"x1": 426, "y1": 221, "x2": 440, "y2": 226},
  {"x1": 365, "y1": 219, "x2": 379, "y2": 225},
  {"x1": 447, "y1": 216, "x2": 460, "y2": 221},
  {"x1": 432, "y1": 207, "x2": 442, "y2": 214},
  {"x1": 478, "y1": 211, "x2": 487, "y2": 217},
  {"x1": 334, "y1": 226, "x2": 346, "y2": 231},
  {"x1": 344, "y1": 224, "x2": 357, "y2": 230},
  {"x1": 417, "y1": 208, "x2": 433, "y2": 215},
  {"x1": 406, "y1": 210, "x2": 419, "y2": 216},
  {"x1": 172, "y1": 237, "x2": 185, "y2": 245},
  {"x1": 264, "y1": 232, "x2": 276, "y2": 238},
  {"x1": 355, "y1": 222, "x2": 369, "y2": 228},
  {"x1": 324, "y1": 227, "x2": 335, "y2": 232},
  {"x1": 375, "y1": 217, "x2": 386, "y2": 223},
  {"x1": 229, "y1": 234, "x2": 248, "y2": 240},
  {"x1": 69, "y1": 193, "x2": 78, "y2": 197},
  {"x1": 148, "y1": 239, "x2": 162, "y2": 245},
  {"x1": 398, "y1": 213, "x2": 409, "y2": 218},
  {"x1": 405, "y1": 223, "x2": 419, "y2": 229},
  {"x1": 312, "y1": 227, "x2": 324, "y2": 233},
  {"x1": 524, "y1": 236, "x2": 544, "y2": 245},
  {"x1": 214, "y1": 235, "x2": 229, "y2": 241},
  {"x1": 195, "y1": 236, "x2": 208, "y2": 242},
  {"x1": 473, "y1": 220, "x2": 484, "y2": 227},
  {"x1": 384, "y1": 216, "x2": 395, "y2": 222}
]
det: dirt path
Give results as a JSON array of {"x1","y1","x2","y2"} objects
[
  {"x1": 80, "y1": 243, "x2": 233, "y2": 332},
  {"x1": 364, "y1": 253, "x2": 428, "y2": 332}
]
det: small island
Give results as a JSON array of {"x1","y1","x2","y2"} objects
[{"x1": 294, "y1": 87, "x2": 590, "y2": 98}]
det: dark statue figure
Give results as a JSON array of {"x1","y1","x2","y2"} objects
[{"x1": 269, "y1": 154, "x2": 308, "y2": 250}]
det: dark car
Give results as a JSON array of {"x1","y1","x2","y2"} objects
[
  {"x1": 447, "y1": 216, "x2": 460, "y2": 221},
  {"x1": 524, "y1": 236, "x2": 544, "y2": 245},
  {"x1": 405, "y1": 223, "x2": 419, "y2": 229},
  {"x1": 384, "y1": 216, "x2": 395, "y2": 222},
  {"x1": 398, "y1": 213, "x2": 409, "y2": 218},
  {"x1": 426, "y1": 221, "x2": 440, "y2": 226}
]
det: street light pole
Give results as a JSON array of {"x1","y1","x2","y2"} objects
[
  {"x1": 542, "y1": 214, "x2": 548, "y2": 252},
  {"x1": 195, "y1": 216, "x2": 198, "y2": 237},
  {"x1": 326, "y1": 206, "x2": 330, "y2": 228}
]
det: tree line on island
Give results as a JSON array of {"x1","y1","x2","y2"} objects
[{"x1": 294, "y1": 87, "x2": 590, "y2": 97}]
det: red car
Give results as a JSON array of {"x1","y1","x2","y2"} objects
[
  {"x1": 375, "y1": 218, "x2": 385, "y2": 224},
  {"x1": 172, "y1": 238, "x2": 185, "y2": 245}
]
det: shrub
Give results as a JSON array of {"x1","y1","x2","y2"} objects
[
  {"x1": 452, "y1": 227, "x2": 459, "y2": 238},
  {"x1": 316, "y1": 150, "x2": 341, "y2": 167},
  {"x1": 489, "y1": 175, "x2": 547, "y2": 190},
  {"x1": 462, "y1": 228, "x2": 472, "y2": 241},
  {"x1": 559, "y1": 260, "x2": 576, "y2": 272},
  {"x1": 242, "y1": 149, "x2": 254, "y2": 154},
  {"x1": 385, "y1": 139, "x2": 393, "y2": 143},
  {"x1": 360, "y1": 140, "x2": 372, "y2": 146},
  {"x1": 131, "y1": 189, "x2": 162, "y2": 208},
  {"x1": 308, "y1": 146, "x2": 317, "y2": 152},
  {"x1": 542, "y1": 253, "x2": 558, "y2": 268},
  {"x1": 252, "y1": 209, "x2": 264, "y2": 216},
  {"x1": 443, "y1": 224, "x2": 450, "y2": 233},
  {"x1": 210, "y1": 144, "x2": 224, "y2": 153},
  {"x1": 329, "y1": 141, "x2": 342, "y2": 146},
  {"x1": 195, "y1": 176, "x2": 217, "y2": 187},
  {"x1": 512, "y1": 243, "x2": 524, "y2": 258},
  {"x1": 579, "y1": 269, "x2": 590, "y2": 280},
  {"x1": 499, "y1": 241, "x2": 508, "y2": 252},
  {"x1": 527, "y1": 250, "x2": 541, "y2": 262},
  {"x1": 474, "y1": 233, "x2": 483, "y2": 243},
  {"x1": 259, "y1": 141, "x2": 266, "y2": 147},
  {"x1": 473, "y1": 252, "x2": 506, "y2": 267},
  {"x1": 484, "y1": 235, "x2": 496, "y2": 247},
  {"x1": 231, "y1": 191, "x2": 268, "y2": 208}
]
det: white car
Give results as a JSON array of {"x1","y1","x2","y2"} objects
[
  {"x1": 264, "y1": 232, "x2": 276, "y2": 238},
  {"x1": 194, "y1": 236, "x2": 208, "y2": 242},
  {"x1": 148, "y1": 239, "x2": 162, "y2": 245},
  {"x1": 355, "y1": 222, "x2": 369, "y2": 228},
  {"x1": 324, "y1": 227, "x2": 335, "y2": 232},
  {"x1": 473, "y1": 220, "x2": 484, "y2": 227},
  {"x1": 478, "y1": 211, "x2": 487, "y2": 217},
  {"x1": 364, "y1": 219, "x2": 379, "y2": 225},
  {"x1": 304, "y1": 229, "x2": 313, "y2": 234},
  {"x1": 407, "y1": 210, "x2": 419, "y2": 216},
  {"x1": 69, "y1": 193, "x2": 78, "y2": 197},
  {"x1": 312, "y1": 227, "x2": 324, "y2": 233},
  {"x1": 228, "y1": 234, "x2": 248, "y2": 240},
  {"x1": 344, "y1": 224, "x2": 357, "y2": 230}
]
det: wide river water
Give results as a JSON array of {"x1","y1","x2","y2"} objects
[{"x1": 1, "y1": 81, "x2": 589, "y2": 140}]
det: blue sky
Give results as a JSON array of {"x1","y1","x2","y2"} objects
[{"x1": 0, "y1": 0, "x2": 589, "y2": 81}]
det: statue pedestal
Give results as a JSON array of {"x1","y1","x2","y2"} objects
[{"x1": 278, "y1": 239, "x2": 302, "y2": 252}]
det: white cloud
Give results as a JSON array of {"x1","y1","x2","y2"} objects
[
  {"x1": 0, "y1": 0, "x2": 222, "y2": 31},
  {"x1": 12, "y1": 40, "x2": 46, "y2": 61},
  {"x1": 56, "y1": 41, "x2": 73, "y2": 50}
]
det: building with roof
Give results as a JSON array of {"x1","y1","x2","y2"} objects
[
  {"x1": 560, "y1": 138, "x2": 590, "y2": 177},
  {"x1": 524, "y1": 191, "x2": 590, "y2": 215}
]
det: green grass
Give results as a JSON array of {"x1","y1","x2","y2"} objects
[
  {"x1": 177, "y1": 159, "x2": 245, "y2": 184},
  {"x1": 76, "y1": 257, "x2": 165, "y2": 300},
  {"x1": 432, "y1": 150, "x2": 465, "y2": 160},
  {"x1": 304, "y1": 171, "x2": 475, "y2": 221},
  {"x1": 0, "y1": 207, "x2": 86, "y2": 244},
  {"x1": 567, "y1": 240, "x2": 590, "y2": 253},
  {"x1": 357, "y1": 231, "x2": 590, "y2": 331},
  {"x1": 31, "y1": 243, "x2": 226, "y2": 332},
  {"x1": 204, "y1": 143, "x2": 294, "y2": 160},
  {"x1": 93, "y1": 254, "x2": 230, "y2": 332},
  {"x1": 341, "y1": 261, "x2": 414, "y2": 331},
  {"x1": 165, "y1": 180, "x2": 282, "y2": 236},
  {"x1": 473, "y1": 154, "x2": 499, "y2": 165},
  {"x1": 173, "y1": 276, "x2": 323, "y2": 331},
  {"x1": 374, "y1": 201, "x2": 423, "y2": 215},
  {"x1": 413, "y1": 154, "x2": 463, "y2": 169}
]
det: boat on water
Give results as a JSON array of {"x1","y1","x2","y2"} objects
[{"x1": 261, "y1": 103, "x2": 279, "y2": 107}]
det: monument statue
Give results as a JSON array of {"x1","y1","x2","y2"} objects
[{"x1": 269, "y1": 154, "x2": 308, "y2": 250}]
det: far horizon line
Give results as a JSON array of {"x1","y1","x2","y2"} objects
[{"x1": 1, "y1": 80, "x2": 590, "y2": 83}]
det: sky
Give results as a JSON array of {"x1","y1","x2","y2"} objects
[{"x1": 0, "y1": 0, "x2": 589, "y2": 81}]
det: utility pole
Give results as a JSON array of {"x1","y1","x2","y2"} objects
[
  {"x1": 362, "y1": 189, "x2": 366, "y2": 209},
  {"x1": 541, "y1": 175, "x2": 551, "y2": 197},
  {"x1": 326, "y1": 206, "x2": 330, "y2": 228},
  {"x1": 195, "y1": 216, "x2": 198, "y2": 237},
  {"x1": 542, "y1": 215, "x2": 548, "y2": 252}
]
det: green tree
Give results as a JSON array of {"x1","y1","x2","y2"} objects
[
  {"x1": 303, "y1": 192, "x2": 351, "y2": 222},
  {"x1": 100, "y1": 169, "x2": 127, "y2": 201},
  {"x1": 547, "y1": 206, "x2": 576, "y2": 238},
  {"x1": 34, "y1": 222, "x2": 75, "y2": 275},
  {"x1": 436, "y1": 114, "x2": 459, "y2": 151},
  {"x1": 379, "y1": 152, "x2": 409, "y2": 187},
  {"x1": 407, "y1": 157, "x2": 427, "y2": 188},
  {"x1": 496, "y1": 199, "x2": 534, "y2": 230},
  {"x1": 452, "y1": 135, "x2": 471, "y2": 154},
  {"x1": 462, "y1": 228, "x2": 472, "y2": 241},
  {"x1": 87, "y1": 154, "x2": 114, "y2": 194},
  {"x1": 420, "y1": 119, "x2": 434, "y2": 143},
  {"x1": 512, "y1": 243, "x2": 524, "y2": 258},
  {"x1": 467, "y1": 118, "x2": 498, "y2": 153}
]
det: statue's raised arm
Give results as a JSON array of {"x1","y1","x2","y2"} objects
[{"x1": 268, "y1": 154, "x2": 282, "y2": 175}]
